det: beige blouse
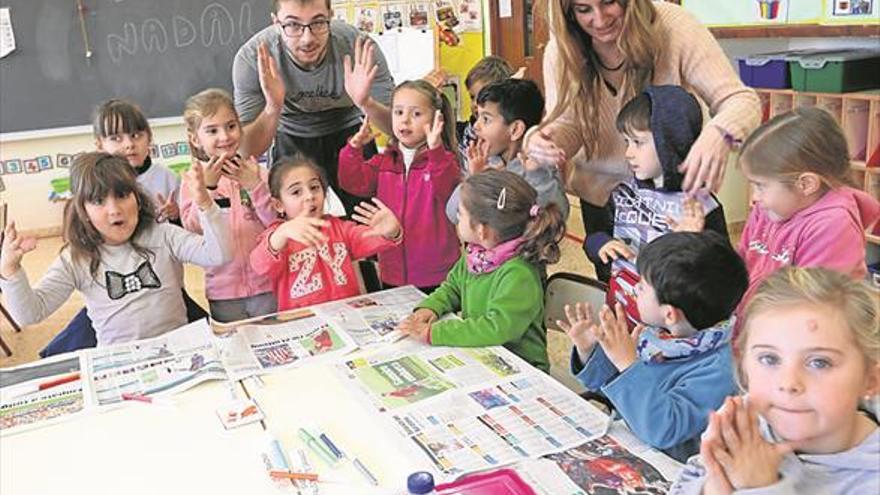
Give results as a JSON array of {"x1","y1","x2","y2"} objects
[{"x1": 541, "y1": 2, "x2": 762, "y2": 205}]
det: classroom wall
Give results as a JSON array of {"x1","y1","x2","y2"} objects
[{"x1": 0, "y1": 122, "x2": 190, "y2": 236}]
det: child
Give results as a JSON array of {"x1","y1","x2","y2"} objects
[
  {"x1": 458, "y1": 56, "x2": 515, "y2": 169},
  {"x1": 250, "y1": 154, "x2": 402, "y2": 311},
  {"x1": 94, "y1": 99, "x2": 181, "y2": 223},
  {"x1": 179, "y1": 88, "x2": 279, "y2": 323},
  {"x1": 584, "y1": 86, "x2": 729, "y2": 282},
  {"x1": 0, "y1": 152, "x2": 231, "y2": 345},
  {"x1": 736, "y1": 107, "x2": 880, "y2": 306},
  {"x1": 560, "y1": 231, "x2": 748, "y2": 462},
  {"x1": 339, "y1": 80, "x2": 460, "y2": 293},
  {"x1": 671, "y1": 267, "x2": 880, "y2": 494},
  {"x1": 399, "y1": 170, "x2": 566, "y2": 372},
  {"x1": 445, "y1": 78, "x2": 570, "y2": 223}
]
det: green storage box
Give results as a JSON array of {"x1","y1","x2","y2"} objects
[
  {"x1": 50, "y1": 177, "x2": 70, "y2": 194},
  {"x1": 789, "y1": 49, "x2": 880, "y2": 94}
]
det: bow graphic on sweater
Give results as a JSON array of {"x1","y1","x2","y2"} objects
[{"x1": 104, "y1": 261, "x2": 161, "y2": 300}]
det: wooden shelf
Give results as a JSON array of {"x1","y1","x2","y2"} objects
[{"x1": 710, "y1": 24, "x2": 880, "y2": 39}]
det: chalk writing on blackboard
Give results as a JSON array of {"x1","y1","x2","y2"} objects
[{"x1": 106, "y1": 3, "x2": 253, "y2": 64}]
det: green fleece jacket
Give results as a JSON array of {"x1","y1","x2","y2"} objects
[{"x1": 416, "y1": 255, "x2": 549, "y2": 372}]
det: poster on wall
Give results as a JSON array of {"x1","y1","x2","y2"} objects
[
  {"x1": 383, "y1": 4, "x2": 405, "y2": 30},
  {"x1": 356, "y1": 6, "x2": 379, "y2": 33},
  {"x1": 458, "y1": 0, "x2": 483, "y2": 31},
  {"x1": 408, "y1": 3, "x2": 431, "y2": 28},
  {"x1": 826, "y1": 0, "x2": 879, "y2": 21},
  {"x1": 681, "y1": 0, "x2": 822, "y2": 26}
]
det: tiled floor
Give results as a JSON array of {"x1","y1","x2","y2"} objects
[{"x1": 0, "y1": 199, "x2": 594, "y2": 371}]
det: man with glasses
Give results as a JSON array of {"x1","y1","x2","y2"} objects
[{"x1": 232, "y1": 0, "x2": 394, "y2": 215}]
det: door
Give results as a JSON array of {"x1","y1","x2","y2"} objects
[{"x1": 487, "y1": 0, "x2": 549, "y2": 92}]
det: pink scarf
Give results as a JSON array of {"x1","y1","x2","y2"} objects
[{"x1": 466, "y1": 237, "x2": 525, "y2": 274}]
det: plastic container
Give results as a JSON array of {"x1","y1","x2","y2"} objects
[
  {"x1": 789, "y1": 49, "x2": 880, "y2": 93},
  {"x1": 737, "y1": 50, "x2": 799, "y2": 89},
  {"x1": 434, "y1": 468, "x2": 537, "y2": 495}
]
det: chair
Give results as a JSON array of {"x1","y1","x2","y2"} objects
[
  {"x1": 544, "y1": 272, "x2": 613, "y2": 410},
  {"x1": 544, "y1": 272, "x2": 609, "y2": 332}
]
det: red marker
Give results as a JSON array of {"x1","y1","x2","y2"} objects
[{"x1": 2, "y1": 372, "x2": 81, "y2": 400}]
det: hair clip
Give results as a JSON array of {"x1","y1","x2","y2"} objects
[
  {"x1": 529, "y1": 204, "x2": 540, "y2": 217},
  {"x1": 496, "y1": 187, "x2": 507, "y2": 210}
]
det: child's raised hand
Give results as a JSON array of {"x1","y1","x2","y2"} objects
[
  {"x1": 199, "y1": 153, "x2": 227, "y2": 189},
  {"x1": 155, "y1": 193, "x2": 180, "y2": 222},
  {"x1": 348, "y1": 117, "x2": 377, "y2": 149},
  {"x1": 257, "y1": 42, "x2": 286, "y2": 113},
  {"x1": 343, "y1": 36, "x2": 379, "y2": 109},
  {"x1": 1, "y1": 221, "x2": 37, "y2": 279},
  {"x1": 183, "y1": 161, "x2": 212, "y2": 210},
  {"x1": 425, "y1": 110, "x2": 445, "y2": 150},
  {"x1": 593, "y1": 303, "x2": 643, "y2": 372},
  {"x1": 466, "y1": 139, "x2": 490, "y2": 175},
  {"x1": 598, "y1": 239, "x2": 635, "y2": 264},
  {"x1": 275, "y1": 213, "x2": 329, "y2": 248},
  {"x1": 224, "y1": 155, "x2": 261, "y2": 190},
  {"x1": 712, "y1": 397, "x2": 790, "y2": 491},
  {"x1": 668, "y1": 197, "x2": 706, "y2": 233},
  {"x1": 353, "y1": 198, "x2": 402, "y2": 241},
  {"x1": 557, "y1": 302, "x2": 600, "y2": 362}
]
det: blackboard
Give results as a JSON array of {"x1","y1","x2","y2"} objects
[{"x1": 0, "y1": 0, "x2": 266, "y2": 134}]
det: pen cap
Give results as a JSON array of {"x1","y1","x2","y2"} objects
[{"x1": 407, "y1": 471, "x2": 435, "y2": 494}]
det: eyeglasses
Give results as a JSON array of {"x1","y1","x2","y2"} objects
[{"x1": 279, "y1": 19, "x2": 330, "y2": 37}]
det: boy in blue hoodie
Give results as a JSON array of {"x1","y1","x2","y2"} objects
[
  {"x1": 559, "y1": 231, "x2": 748, "y2": 462},
  {"x1": 585, "y1": 85, "x2": 729, "y2": 282}
]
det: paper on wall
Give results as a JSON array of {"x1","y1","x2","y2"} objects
[{"x1": 0, "y1": 8, "x2": 15, "y2": 59}]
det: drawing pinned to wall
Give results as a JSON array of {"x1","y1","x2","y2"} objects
[
  {"x1": 356, "y1": 5, "x2": 379, "y2": 33},
  {"x1": 834, "y1": 0, "x2": 874, "y2": 15},
  {"x1": 160, "y1": 143, "x2": 177, "y2": 159},
  {"x1": 36, "y1": 156, "x2": 53, "y2": 171},
  {"x1": 383, "y1": 4, "x2": 405, "y2": 30},
  {"x1": 57, "y1": 154, "x2": 73, "y2": 169},
  {"x1": 408, "y1": 3, "x2": 431, "y2": 28},
  {"x1": 175, "y1": 141, "x2": 189, "y2": 156},
  {"x1": 827, "y1": 0, "x2": 879, "y2": 19},
  {"x1": 756, "y1": 0, "x2": 783, "y2": 20},
  {"x1": 24, "y1": 159, "x2": 39, "y2": 174},
  {"x1": 458, "y1": 0, "x2": 483, "y2": 31},
  {"x1": 435, "y1": 0, "x2": 462, "y2": 45},
  {"x1": 4, "y1": 159, "x2": 22, "y2": 174}
]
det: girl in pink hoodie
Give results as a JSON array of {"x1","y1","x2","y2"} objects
[
  {"x1": 179, "y1": 89, "x2": 278, "y2": 322},
  {"x1": 737, "y1": 107, "x2": 880, "y2": 310},
  {"x1": 339, "y1": 80, "x2": 460, "y2": 293}
]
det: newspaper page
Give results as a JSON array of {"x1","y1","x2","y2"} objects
[
  {"x1": 337, "y1": 345, "x2": 610, "y2": 477},
  {"x1": 312, "y1": 286, "x2": 427, "y2": 347},
  {"x1": 217, "y1": 310, "x2": 357, "y2": 379},
  {"x1": 516, "y1": 423, "x2": 684, "y2": 494},
  {"x1": 0, "y1": 354, "x2": 88, "y2": 436},
  {"x1": 84, "y1": 319, "x2": 226, "y2": 406}
]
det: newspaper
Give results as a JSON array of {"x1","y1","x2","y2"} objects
[
  {"x1": 215, "y1": 310, "x2": 356, "y2": 380},
  {"x1": 337, "y1": 345, "x2": 611, "y2": 477},
  {"x1": 0, "y1": 354, "x2": 88, "y2": 436},
  {"x1": 312, "y1": 286, "x2": 427, "y2": 347}
]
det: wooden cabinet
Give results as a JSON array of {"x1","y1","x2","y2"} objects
[{"x1": 753, "y1": 88, "x2": 880, "y2": 248}]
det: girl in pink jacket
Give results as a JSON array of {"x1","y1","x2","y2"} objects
[
  {"x1": 339, "y1": 80, "x2": 460, "y2": 293},
  {"x1": 737, "y1": 107, "x2": 880, "y2": 310},
  {"x1": 179, "y1": 89, "x2": 278, "y2": 322}
]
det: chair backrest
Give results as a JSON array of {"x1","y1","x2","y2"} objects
[{"x1": 544, "y1": 272, "x2": 608, "y2": 332}]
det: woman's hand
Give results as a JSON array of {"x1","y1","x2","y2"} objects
[
  {"x1": 680, "y1": 125, "x2": 731, "y2": 195},
  {"x1": 525, "y1": 128, "x2": 566, "y2": 169}
]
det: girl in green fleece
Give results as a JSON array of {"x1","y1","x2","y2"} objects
[{"x1": 398, "y1": 170, "x2": 566, "y2": 371}]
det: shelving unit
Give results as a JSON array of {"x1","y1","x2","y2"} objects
[
  {"x1": 710, "y1": 24, "x2": 880, "y2": 39},
  {"x1": 752, "y1": 88, "x2": 880, "y2": 249}
]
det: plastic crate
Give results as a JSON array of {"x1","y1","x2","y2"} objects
[
  {"x1": 789, "y1": 50, "x2": 880, "y2": 93},
  {"x1": 737, "y1": 50, "x2": 808, "y2": 89}
]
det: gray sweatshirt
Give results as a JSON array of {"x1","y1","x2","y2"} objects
[
  {"x1": 671, "y1": 422, "x2": 880, "y2": 495},
  {"x1": 1, "y1": 204, "x2": 231, "y2": 345}
]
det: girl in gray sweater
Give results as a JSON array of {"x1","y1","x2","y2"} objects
[
  {"x1": 0, "y1": 152, "x2": 231, "y2": 346},
  {"x1": 671, "y1": 267, "x2": 880, "y2": 495}
]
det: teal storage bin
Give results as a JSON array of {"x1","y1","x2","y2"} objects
[{"x1": 789, "y1": 49, "x2": 880, "y2": 93}]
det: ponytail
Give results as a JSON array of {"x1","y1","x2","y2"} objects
[{"x1": 520, "y1": 202, "x2": 565, "y2": 266}]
